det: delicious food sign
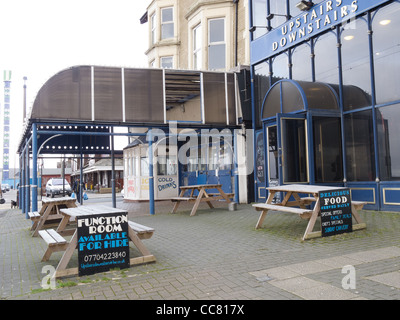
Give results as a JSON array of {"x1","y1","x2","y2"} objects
[
  {"x1": 77, "y1": 212, "x2": 130, "y2": 276},
  {"x1": 319, "y1": 188, "x2": 352, "y2": 237}
]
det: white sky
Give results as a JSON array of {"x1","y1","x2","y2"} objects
[{"x1": 0, "y1": 0, "x2": 149, "y2": 170}]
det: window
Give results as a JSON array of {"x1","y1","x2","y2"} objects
[
  {"x1": 161, "y1": 56, "x2": 173, "y2": 69},
  {"x1": 161, "y1": 7, "x2": 174, "y2": 40},
  {"x1": 373, "y1": 2, "x2": 400, "y2": 105},
  {"x1": 251, "y1": 0, "x2": 268, "y2": 39},
  {"x1": 377, "y1": 104, "x2": 400, "y2": 181},
  {"x1": 344, "y1": 110, "x2": 376, "y2": 181},
  {"x1": 269, "y1": 0, "x2": 288, "y2": 29},
  {"x1": 271, "y1": 52, "x2": 289, "y2": 84},
  {"x1": 314, "y1": 31, "x2": 338, "y2": 84},
  {"x1": 150, "y1": 13, "x2": 157, "y2": 45},
  {"x1": 313, "y1": 117, "x2": 343, "y2": 183},
  {"x1": 193, "y1": 24, "x2": 202, "y2": 70},
  {"x1": 291, "y1": 42, "x2": 312, "y2": 82},
  {"x1": 208, "y1": 18, "x2": 225, "y2": 70},
  {"x1": 341, "y1": 19, "x2": 372, "y2": 110}
]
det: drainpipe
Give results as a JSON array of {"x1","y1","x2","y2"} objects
[{"x1": 233, "y1": 0, "x2": 239, "y2": 67}]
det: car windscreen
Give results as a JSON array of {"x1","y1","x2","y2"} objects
[{"x1": 52, "y1": 179, "x2": 69, "y2": 186}]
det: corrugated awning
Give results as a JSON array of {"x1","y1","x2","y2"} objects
[{"x1": 29, "y1": 66, "x2": 241, "y2": 127}]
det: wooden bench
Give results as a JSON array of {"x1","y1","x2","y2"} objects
[
  {"x1": 352, "y1": 201, "x2": 367, "y2": 210},
  {"x1": 253, "y1": 203, "x2": 314, "y2": 229},
  {"x1": 38, "y1": 229, "x2": 69, "y2": 262},
  {"x1": 28, "y1": 211, "x2": 41, "y2": 230},
  {"x1": 171, "y1": 197, "x2": 197, "y2": 202},
  {"x1": 128, "y1": 221, "x2": 155, "y2": 240}
]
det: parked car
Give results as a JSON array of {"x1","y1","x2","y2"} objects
[{"x1": 45, "y1": 178, "x2": 72, "y2": 198}]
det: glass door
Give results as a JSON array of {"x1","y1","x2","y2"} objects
[{"x1": 277, "y1": 114, "x2": 309, "y2": 184}]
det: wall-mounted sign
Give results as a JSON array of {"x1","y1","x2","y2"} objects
[
  {"x1": 319, "y1": 188, "x2": 352, "y2": 237},
  {"x1": 77, "y1": 212, "x2": 130, "y2": 276},
  {"x1": 250, "y1": 0, "x2": 391, "y2": 64}
]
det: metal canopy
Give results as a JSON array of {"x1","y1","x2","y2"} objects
[{"x1": 28, "y1": 65, "x2": 239, "y2": 127}]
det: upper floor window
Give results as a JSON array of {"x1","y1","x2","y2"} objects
[
  {"x1": 161, "y1": 7, "x2": 174, "y2": 40},
  {"x1": 161, "y1": 56, "x2": 173, "y2": 69},
  {"x1": 151, "y1": 13, "x2": 156, "y2": 45},
  {"x1": 208, "y1": 18, "x2": 225, "y2": 70},
  {"x1": 193, "y1": 24, "x2": 202, "y2": 70}
]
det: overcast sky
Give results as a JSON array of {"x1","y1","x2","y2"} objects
[{"x1": 0, "y1": 0, "x2": 149, "y2": 170}]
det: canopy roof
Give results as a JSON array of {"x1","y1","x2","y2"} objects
[
  {"x1": 29, "y1": 65, "x2": 240, "y2": 126},
  {"x1": 261, "y1": 79, "x2": 371, "y2": 119},
  {"x1": 19, "y1": 66, "x2": 242, "y2": 154}
]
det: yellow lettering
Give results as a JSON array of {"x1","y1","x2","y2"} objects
[
  {"x1": 311, "y1": 9, "x2": 318, "y2": 20},
  {"x1": 289, "y1": 32, "x2": 297, "y2": 43},
  {"x1": 351, "y1": 1, "x2": 358, "y2": 12},
  {"x1": 299, "y1": 27, "x2": 306, "y2": 38},
  {"x1": 341, "y1": 6, "x2": 348, "y2": 18},
  {"x1": 303, "y1": 13, "x2": 309, "y2": 24},
  {"x1": 324, "y1": 15, "x2": 331, "y2": 26},
  {"x1": 326, "y1": 1, "x2": 333, "y2": 11}
]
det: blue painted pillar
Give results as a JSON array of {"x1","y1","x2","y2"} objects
[
  {"x1": 148, "y1": 130, "x2": 155, "y2": 215},
  {"x1": 25, "y1": 139, "x2": 30, "y2": 217},
  {"x1": 234, "y1": 130, "x2": 239, "y2": 204},
  {"x1": 111, "y1": 127, "x2": 116, "y2": 208},
  {"x1": 20, "y1": 153, "x2": 25, "y2": 214},
  {"x1": 32, "y1": 124, "x2": 38, "y2": 212}
]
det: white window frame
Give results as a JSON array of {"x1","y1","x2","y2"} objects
[
  {"x1": 208, "y1": 18, "x2": 226, "y2": 70},
  {"x1": 161, "y1": 7, "x2": 174, "y2": 40},
  {"x1": 151, "y1": 12, "x2": 157, "y2": 45},
  {"x1": 161, "y1": 56, "x2": 173, "y2": 69},
  {"x1": 193, "y1": 24, "x2": 202, "y2": 70}
]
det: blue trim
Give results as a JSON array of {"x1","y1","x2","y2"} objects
[
  {"x1": 250, "y1": 0, "x2": 393, "y2": 64},
  {"x1": 32, "y1": 124, "x2": 38, "y2": 213},
  {"x1": 260, "y1": 79, "x2": 308, "y2": 121}
]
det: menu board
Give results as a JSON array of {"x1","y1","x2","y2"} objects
[
  {"x1": 77, "y1": 212, "x2": 130, "y2": 276},
  {"x1": 319, "y1": 189, "x2": 352, "y2": 237}
]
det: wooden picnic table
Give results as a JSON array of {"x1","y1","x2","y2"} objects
[
  {"x1": 38, "y1": 204, "x2": 156, "y2": 279},
  {"x1": 253, "y1": 184, "x2": 367, "y2": 240},
  {"x1": 30, "y1": 196, "x2": 77, "y2": 237},
  {"x1": 171, "y1": 184, "x2": 234, "y2": 216}
]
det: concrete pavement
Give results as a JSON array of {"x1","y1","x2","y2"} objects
[{"x1": 0, "y1": 191, "x2": 399, "y2": 301}]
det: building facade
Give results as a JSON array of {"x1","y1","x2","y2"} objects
[
  {"x1": 142, "y1": 0, "x2": 250, "y2": 70},
  {"x1": 122, "y1": 0, "x2": 253, "y2": 203},
  {"x1": 249, "y1": 0, "x2": 400, "y2": 211}
]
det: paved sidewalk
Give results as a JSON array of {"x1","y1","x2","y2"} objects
[{"x1": 0, "y1": 195, "x2": 399, "y2": 301}]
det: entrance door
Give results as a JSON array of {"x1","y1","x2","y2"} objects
[
  {"x1": 180, "y1": 139, "x2": 233, "y2": 194},
  {"x1": 263, "y1": 114, "x2": 309, "y2": 192},
  {"x1": 277, "y1": 114, "x2": 309, "y2": 185}
]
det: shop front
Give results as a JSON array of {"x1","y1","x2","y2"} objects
[{"x1": 250, "y1": 0, "x2": 400, "y2": 211}]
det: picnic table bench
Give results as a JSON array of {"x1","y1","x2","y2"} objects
[
  {"x1": 171, "y1": 184, "x2": 234, "y2": 216},
  {"x1": 30, "y1": 196, "x2": 77, "y2": 237},
  {"x1": 253, "y1": 184, "x2": 367, "y2": 240},
  {"x1": 38, "y1": 205, "x2": 156, "y2": 278}
]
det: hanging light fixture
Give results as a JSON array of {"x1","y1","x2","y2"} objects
[{"x1": 296, "y1": 1, "x2": 315, "y2": 11}]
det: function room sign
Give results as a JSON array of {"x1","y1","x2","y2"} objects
[
  {"x1": 77, "y1": 212, "x2": 130, "y2": 276},
  {"x1": 319, "y1": 189, "x2": 352, "y2": 237}
]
